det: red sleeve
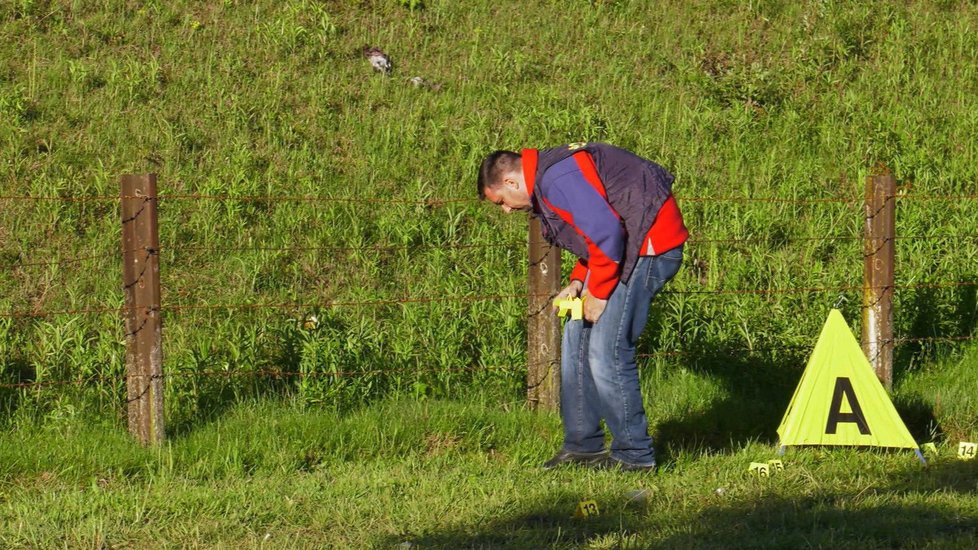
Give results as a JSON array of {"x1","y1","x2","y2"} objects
[{"x1": 570, "y1": 259, "x2": 588, "y2": 283}]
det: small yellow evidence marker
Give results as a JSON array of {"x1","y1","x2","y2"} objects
[
  {"x1": 575, "y1": 499, "x2": 600, "y2": 518},
  {"x1": 921, "y1": 442, "x2": 938, "y2": 455},
  {"x1": 768, "y1": 459, "x2": 784, "y2": 472},
  {"x1": 958, "y1": 442, "x2": 977, "y2": 460},
  {"x1": 749, "y1": 462, "x2": 770, "y2": 477}
]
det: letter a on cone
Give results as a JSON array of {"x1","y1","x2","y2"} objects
[{"x1": 777, "y1": 309, "x2": 918, "y2": 449}]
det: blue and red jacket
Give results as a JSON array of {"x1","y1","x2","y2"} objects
[{"x1": 525, "y1": 143, "x2": 688, "y2": 300}]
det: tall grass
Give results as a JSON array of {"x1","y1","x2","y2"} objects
[{"x1": 0, "y1": 0, "x2": 976, "y2": 424}]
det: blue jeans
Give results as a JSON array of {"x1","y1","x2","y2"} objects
[{"x1": 559, "y1": 246, "x2": 683, "y2": 465}]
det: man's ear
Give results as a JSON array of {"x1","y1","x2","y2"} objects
[{"x1": 502, "y1": 173, "x2": 520, "y2": 190}]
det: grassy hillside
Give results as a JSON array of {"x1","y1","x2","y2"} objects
[
  {"x1": 1, "y1": 1, "x2": 978, "y2": 546},
  {"x1": 2, "y1": 0, "x2": 978, "y2": 438}
]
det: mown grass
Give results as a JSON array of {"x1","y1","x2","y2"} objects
[
  {"x1": 1, "y1": 0, "x2": 978, "y2": 545},
  {"x1": 0, "y1": 339, "x2": 975, "y2": 547},
  {"x1": 1, "y1": 351, "x2": 976, "y2": 548}
]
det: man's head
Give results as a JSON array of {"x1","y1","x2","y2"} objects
[{"x1": 477, "y1": 150, "x2": 532, "y2": 213}]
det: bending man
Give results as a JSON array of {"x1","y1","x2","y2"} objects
[{"x1": 477, "y1": 142, "x2": 688, "y2": 471}]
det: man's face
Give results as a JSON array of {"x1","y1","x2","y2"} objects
[{"x1": 484, "y1": 173, "x2": 532, "y2": 214}]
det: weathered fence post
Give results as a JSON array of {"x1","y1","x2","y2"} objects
[
  {"x1": 527, "y1": 217, "x2": 561, "y2": 411},
  {"x1": 121, "y1": 174, "x2": 165, "y2": 445},
  {"x1": 862, "y1": 172, "x2": 896, "y2": 390}
]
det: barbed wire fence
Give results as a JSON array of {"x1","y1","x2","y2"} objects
[{"x1": 1, "y1": 174, "x2": 977, "y2": 444}]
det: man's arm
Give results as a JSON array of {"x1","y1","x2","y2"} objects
[
  {"x1": 540, "y1": 153, "x2": 624, "y2": 301},
  {"x1": 569, "y1": 259, "x2": 588, "y2": 285}
]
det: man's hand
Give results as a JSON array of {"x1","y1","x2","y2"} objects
[
  {"x1": 551, "y1": 280, "x2": 584, "y2": 314},
  {"x1": 582, "y1": 290, "x2": 607, "y2": 323}
]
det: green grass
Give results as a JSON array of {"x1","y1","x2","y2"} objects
[
  {"x1": 0, "y1": 344, "x2": 975, "y2": 547},
  {"x1": 2, "y1": 0, "x2": 978, "y2": 545},
  {"x1": 1, "y1": 373, "x2": 976, "y2": 548},
  {"x1": 2, "y1": 0, "x2": 977, "y2": 411}
]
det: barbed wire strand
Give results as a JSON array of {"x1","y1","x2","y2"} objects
[
  {"x1": 6, "y1": 280, "x2": 977, "y2": 319},
  {"x1": 0, "y1": 305, "x2": 125, "y2": 319},
  {"x1": 0, "y1": 246, "x2": 149, "y2": 271},
  {"x1": 161, "y1": 294, "x2": 535, "y2": 313},
  {"x1": 3, "y1": 191, "x2": 978, "y2": 206},
  {"x1": 0, "y1": 193, "x2": 889, "y2": 205},
  {"x1": 7, "y1": 230, "x2": 978, "y2": 274},
  {"x1": 0, "y1": 194, "x2": 481, "y2": 205},
  {"x1": 688, "y1": 235, "x2": 860, "y2": 245},
  {"x1": 172, "y1": 242, "x2": 525, "y2": 254},
  {"x1": 0, "y1": 364, "x2": 524, "y2": 390},
  {"x1": 1, "y1": 251, "x2": 117, "y2": 270},
  {"x1": 896, "y1": 194, "x2": 978, "y2": 202},
  {"x1": 680, "y1": 196, "x2": 859, "y2": 204},
  {"x1": 6, "y1": 333, "x2": 977, "y2": 390}
]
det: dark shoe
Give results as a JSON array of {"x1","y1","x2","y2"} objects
[
  {"x1": 542, "y1": 449, "x2": 608, "y2": 470},
  {"x1": 590, "y1": 456, "x2": 656, "y2": 472}
]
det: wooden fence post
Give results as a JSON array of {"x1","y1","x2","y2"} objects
[
  {"x1": 528, "y1": 217, "x2": 561, "y2": 411},
  {"x1": 121, "y1": 174, "x2": 165, "y2": 445},
  {"x1": 862, "y1": 172, "x2": 896, "y2": 390}
]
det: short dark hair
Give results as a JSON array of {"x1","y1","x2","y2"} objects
[{"x1": 477, "y1": 150, "x2": 521, "y2": 199}]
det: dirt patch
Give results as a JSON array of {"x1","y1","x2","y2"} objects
[{"x1": 424, "y1": 432, "x2": 461, "y2": 456}]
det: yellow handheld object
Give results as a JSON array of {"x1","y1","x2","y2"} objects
[{"x1": 553, "y1": 297, "x2": 585, "y2": 320}]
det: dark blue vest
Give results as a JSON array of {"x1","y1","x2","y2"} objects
[{"x1": 531, "y1": 142, "x2": 674, "y2": 283}]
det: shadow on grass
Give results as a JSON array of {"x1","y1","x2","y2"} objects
[
  {"x1": 891, "y1": 393, "x2": 942, "y2": 443},
  {"x1": 165, "y1": 378, "x2": 297, "y2": 439},
  {"x1": 382, "y1": 461, "x2": 978, "y2": 549},
  {"x1": 654, "y1": 492, "x2": 976, "y2": 549},
  {"x1": 0, "y1": 358, "x2": 35, "y2": 422},
  {"x1": 887, "y1": 456, "x2": 978, "y2": 495},
  {"x1": 646, "y1": 272, "x2": 978, "y2": 461},
  {"x1": 380, "y1": 490, "x2": 645, "y2": 549},
  {"x1": 165, "y1": 311, "x2": 369, "y2": 439},
  {"x1": 659, "y1": 458, "x2": 978, "y2": 548},
  {"x1": 650, "y1": 335, "x2": 954, "y2": 462},
  {"x1": 653, "y1": 343, "x2": 806, "y2": 461},
  {"x1": 896, "y1": 279, "x2": 978, "y2": 378}
]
